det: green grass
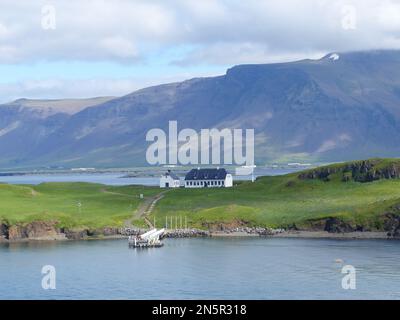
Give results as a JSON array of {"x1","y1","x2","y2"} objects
[
  {"x1": 2, "y1": 158, "x2": 400, "y2": 231},
  {"x1": 151, "y1": 173, "x2": 400, "y2": 229},
  {"x1": 0, "y1": 182, "x2": 160, "y2": 229}
]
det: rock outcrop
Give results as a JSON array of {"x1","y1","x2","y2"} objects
[
  {"x1": 0, "y1": 223, "x2": 9, "y2": 241},
  {"x1": 6, "y1": 221, "x2": 63, "y2": 241},
  {"x1": 298, "y1": 159, "x2": 400, "y2": 183},
  {"x1": 323, "y1": 218, "x2": 355, "y2": 233},
  {"x1": 0, "y1": 221, "x2": 122, "y2": 241},
  {"x1": 304, "y1": 217, "x2": 357, "y2": 233},
  {"x1": 383, "y1": 213, "x2": 400, "y2": 238}
]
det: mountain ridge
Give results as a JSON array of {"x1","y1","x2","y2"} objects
[{"x1": 1, "y1": 50, "x2": 400, "y2": 169}]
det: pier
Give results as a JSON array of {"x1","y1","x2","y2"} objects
[{"x1": 128, "y1": 228, "x2": 165, "y2": 248}]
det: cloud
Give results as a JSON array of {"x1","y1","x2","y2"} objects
[
  {"x1": 99, "y1": 36, "x2": 138, "y2": 59},
  {"x1": 0, "y1": 0, "x2": 399, "y2": 65},
  {"x1": 0, "y1": 72, "x2": 211, "y2": 103},
  {"x1": 2, "y1": 0, "x2": 400, "y2": 99},
  {"x1": 173, "y1": 43, "x2": 326, "y2": 66},
  {"x1": 0, "y1": 79, "x2": 141, "y2": 103}
]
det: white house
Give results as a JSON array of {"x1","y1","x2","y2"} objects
[
  {"x1": 160, "y1": 170, "x2": 181, "y2": 188},
  {"x1": 184, "y1": 168, "x2": 233, "y2": 188}
]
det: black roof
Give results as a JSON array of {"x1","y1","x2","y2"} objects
[{"x1": 185, "y1": 168, "x2": 227, "y2": 180}]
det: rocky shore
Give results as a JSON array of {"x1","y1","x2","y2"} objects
[
  {"x1": 165, "y1": 229, "x2": 210, "y2": 238},
  {"x1": 209, "y1": 226, "x2": 285, "y2": 237},
  {"x1": 0, "y1": 220, "x2": 123, "y2": 242},
  {"x1": 272, "y1": 230, "x2": 391, "y2": 239},
  {"x1": 1, "y1": 215, "x2": 400, "y2": 242}
]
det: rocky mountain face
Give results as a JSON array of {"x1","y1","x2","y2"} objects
[{"x1": 2, "y1": 50, "x2": 400, "y2": 169}]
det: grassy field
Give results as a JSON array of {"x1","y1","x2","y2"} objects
[
  {"x1": 2, "y1": 159, "x2": 400, "y2": 231},
  {"x1": 151, "y1": 171, "x2": 400, "y2": 229},
  {"x1": 0, "y1": 182, "x2": 160, "y2": 229}
]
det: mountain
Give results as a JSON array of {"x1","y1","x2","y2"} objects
[
  {"x1": 1, "y1": 50, "x2": 400, "y2": 169},
  {"x1": 8, "y1": 97, "x2": 116, "y2": 116},
  {"x1": 0, "y1": 97, "x2": 115, "y2": 168}
]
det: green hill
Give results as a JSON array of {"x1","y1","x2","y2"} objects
[
  {"x1": 151, "y1": 159, "x2": 400, "y2": 233},
  {"x1": 1, "y1": 158, "x2": 400, "y2": 238},
  {"x1": 0, "y1": 183, "x2": 159, "y2": 229}
]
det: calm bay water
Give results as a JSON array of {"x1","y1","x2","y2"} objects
[
  {"x1": 0, "y1": 168, "x2": 298, "y2": 186},
  {"x1": 1, "y1": 237, "x2": 400, "y2": 300},
  {"x1": 0, "y1": 173, "x2": 158, "y2": 186}
]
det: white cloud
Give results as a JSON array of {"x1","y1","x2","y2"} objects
[
  {"x1": 0, "y1": 72, "x2": 214, "y2": 103},
  {"x1": 378, "y1": 3, "x2": 400, "y2": 31},
  {"x1": 99, "y1": 36, "x2": 138, "y2": 59},
  {"x1": 0, "y1": 0, "x2": 399, "y2": 64},
  {"x1": 0, "y1": 79, "x2": 140, "y2": 103},
  {"x1": 1, "y1": 0, "x2": 400, "y2": 99},
  {"x1": 173, "y1": 42, "x2": 326, "y2": 66},
  {"x1": 0, "y1": 23, "x2": 10, "y2": 38}
]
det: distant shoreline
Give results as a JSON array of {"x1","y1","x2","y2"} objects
[
  {"x1": 210, "y1": 230, "x2": 392, "y2": 239},
  {"x1": 1, "y1": 230, "x2": 396, "y2": 243},
  {"x1": 269, "y1": 230, "x2": 391, "y2": 240}
]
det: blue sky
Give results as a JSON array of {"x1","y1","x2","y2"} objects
[
  {"x1": 0, "y1": 54, "x2": 227, "y2": 83},
  {"x1": 1, "y1": 0, "x2": 400, "y2": 102}
]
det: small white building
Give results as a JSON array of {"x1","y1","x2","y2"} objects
[
  {"x1": 160, "y1": 170, "x2": 181, "y2": 188},
  {"x1": 184, "y1": 168, "x2": 233, "y2": 188}
]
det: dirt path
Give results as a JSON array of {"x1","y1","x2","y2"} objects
[{"x1": 124, "y1": 190, "x2": 169, "y2": 228}]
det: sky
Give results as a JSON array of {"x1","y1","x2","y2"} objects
[{"x1": 1, "y1": 0, "x2": 400, "y2": 102}]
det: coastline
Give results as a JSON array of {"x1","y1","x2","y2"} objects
[
  {"x1": 1, "y1": 229, "x2": 395, "y2": 243},
  {"x1": 210, "y1": 230, "x2": 392, "y2": 239},
  {"x1": 270, "y1": 230, "x2": 391, "y2": 240},
  {"x1": 0, "y1": 234, "x2": 127, "y2": 243}
]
